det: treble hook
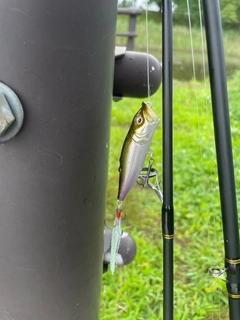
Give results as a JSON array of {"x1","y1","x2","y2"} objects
[
  {"x1": 104, "y1": 220, "x2": 116, "y2": 229},
  {"x1": 104, "y1": 200, "x2": 126, "y2": 232},
  {"x1": 105, "y1": 215, "x2": 127, "y2": 229},
  {"x1": 137, "y1": 149, "x2": 155, "y2": 187},
  {"x1": 137, "y1": 167, "x2": 156, "y2": 185},
  {"x1": 147, "y1": 169, "x2": 163, "y2": 203},
  {"x1": 146, "y1": 149, "x2": 155, "y2": 183},
  {"x1": 109, "y1": 203, "x2": 125, "y2": 274},
  {"x1": 137, "y1": 166, "x2": 163, "y2": 203}
]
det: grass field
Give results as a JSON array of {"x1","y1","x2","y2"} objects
[{"x1": 101, "y1": 12, "x2": 240, "y2": 320}]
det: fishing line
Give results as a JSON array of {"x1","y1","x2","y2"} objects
[
  {"x1": 198, "y1": 0, "x2": 207, "y2": 89},
  {"x1": 145, "y1": 7, "x2": 151, "y2": 101},
  {"x1": 186, "y1": 0, "x2": 200, "y2": 119}
]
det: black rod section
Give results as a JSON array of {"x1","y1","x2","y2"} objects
[
  {"x1": 202, "y1": 0, "x2": 240, "y2": 318},
  {"x1": 162, "y1": 0, "x2": 174, "y2": 319}
]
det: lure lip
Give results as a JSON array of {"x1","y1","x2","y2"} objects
[{"x1": 141, "y1": 102, "x2": 159, "y2": 124}]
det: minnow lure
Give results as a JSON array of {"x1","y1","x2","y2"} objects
[
  {"x1": 109, "y1": 102, "x2": 159, "y2": 274},
  {"x1": 118, "y1": 101, "x2": 160, "y2": 201},
  {"x1": 110, "y1": 201, "x2": 123, "y2": 274}
]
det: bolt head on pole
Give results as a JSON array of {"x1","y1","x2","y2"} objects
[
  {"x1": 0, "y1": 82, "x2": 24, "y2": 142},
  {"x1": 0, "y1": 92, "x2": 15, "y2": 137}
]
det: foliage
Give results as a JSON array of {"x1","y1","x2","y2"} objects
[
  {"x1": 102, "y1": 7, "x2": 240, "y2": 318},
  {"x1": 118, "y1": 0, "x2": 240, "y2": 29},
  {"x1": 172, "y1": 0, "x2": 240, "y2": 29},
  {"x1": 220, "y1": 0, "x2": 240, "y2": 28},
  {"x1": 172, "y1": 0, "x2": 202, "y2": 27}
]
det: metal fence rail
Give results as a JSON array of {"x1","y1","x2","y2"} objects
[{"x1": 116, "y1": 7, "x2": 142, "y2": 50}]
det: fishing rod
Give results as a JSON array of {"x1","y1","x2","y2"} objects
[
  {"x1": 202, "y1": 0, "x2": 240, "y2": 319},
  {"x1": 162, "y1": 0, "x2": 174, "y2": 319}
]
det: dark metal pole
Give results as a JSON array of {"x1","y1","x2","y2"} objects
[
  {"x1": 202, "y1": 0, "x2": 240, "y2": 318},
  {"x1": 0, "y1": 1, "x2": 117, "y2": 319},
  {"x1": 162, "y1": 0, "x2": 174, "y2": 319}
]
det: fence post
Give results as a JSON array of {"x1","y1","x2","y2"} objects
[{"x1": 116, "y1": 7, "x2": 142, "y2": 50}]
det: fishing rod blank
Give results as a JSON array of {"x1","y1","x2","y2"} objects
[
  {"x1": 162, "y1": 0, "x2": 174, "y2": 319},
  {"x1": 202, "y1": 0, "x2": 240, "y2": 318}
]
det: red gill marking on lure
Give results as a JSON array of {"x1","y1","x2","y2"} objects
[{"x1": 116, "y1": 209, "x2": 121, "y2": 219}]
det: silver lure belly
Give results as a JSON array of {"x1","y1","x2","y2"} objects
[{"x1": 118, "y1": 139, "x2": 150, "y2": 201}]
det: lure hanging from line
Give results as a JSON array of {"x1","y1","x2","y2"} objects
[
  {"x1": 118, "y1": 101, "x2": 160, "y2": 201},
  {"x1": 109, "y1": 101, "x2": 160, "y2": 274}
]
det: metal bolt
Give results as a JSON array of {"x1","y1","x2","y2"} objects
[
  {"x1": 0, "y1": 92, "x2": 15, "y2": 137},
  {"x1": 0, "y1": 82, "x2": 24, "y2": 143}
]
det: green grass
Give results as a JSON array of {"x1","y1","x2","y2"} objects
[
  {"x1": 101, "y1": 70, "x2": 240, "y2": 319},
  {"x1": 101, "y1": 12, "x2": 240, "y2": 320}
]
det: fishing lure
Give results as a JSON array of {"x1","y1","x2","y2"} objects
[
  {"x1": 108, "y1": 102, "x2": 159, "y2": 274},
  {"x1": 118, "y1": 101, "x2": 160, "y2": 201}
]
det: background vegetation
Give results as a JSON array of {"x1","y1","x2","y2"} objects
[
  {"x1": 172, "y1": 0, "x2": 240, "y2": 29},
  {"x1": 119, "y1": 0, "x2": 240, "y2": 29},
  {"x1": 115, "y1": 11, "x2": 240, "y2": 79},
  {"x1": 101, "y1": 8, "x2": 240, "y2": 320}
]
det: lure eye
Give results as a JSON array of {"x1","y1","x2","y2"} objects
[{"x1": 135, "y1": 115, "x2": 143, "y2": 125}]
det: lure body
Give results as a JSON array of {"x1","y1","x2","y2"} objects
[
  {"x1": 109, "y1": 102, "x2": 159, "y2": 274},
  {"x1": 118, "y1": 102, "x2": 159, "y2": 201},
  {"x1": 110, "y1": 209, "x2": 122, "y2": 274}
]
